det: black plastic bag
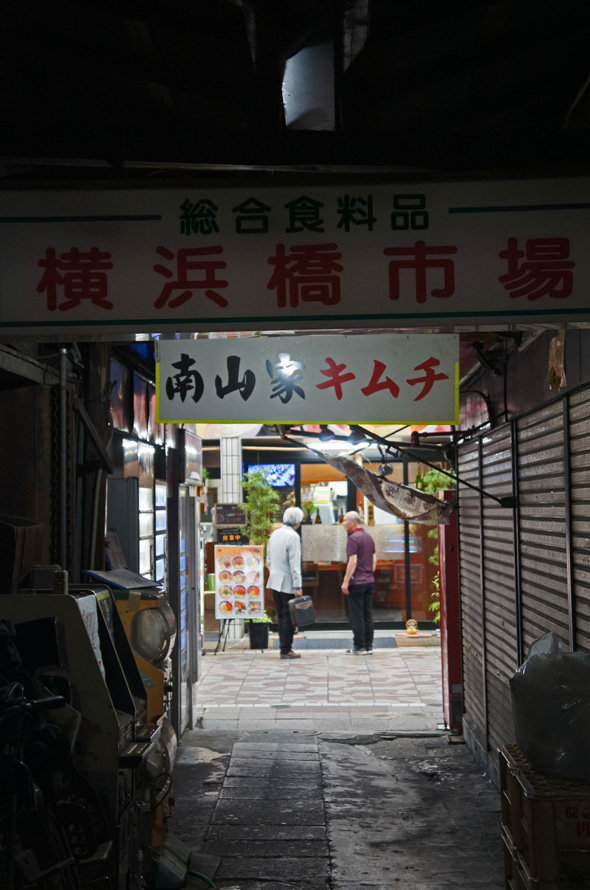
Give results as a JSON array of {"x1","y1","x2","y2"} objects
[{"x1": 510, "y1": 632, "x2": 590, "y2": 781}]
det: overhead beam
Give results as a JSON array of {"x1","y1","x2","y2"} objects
[{"x1": 0, "y1": 345, "x2": 60, "y2": 388}]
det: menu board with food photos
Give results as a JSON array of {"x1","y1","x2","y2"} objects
[{"x1": 214, "y1": 544, "x2": 264, "y2": 620}]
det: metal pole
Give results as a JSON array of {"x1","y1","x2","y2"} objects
[{"x1": 402, "y1": 458, "x2": 412, "y2": 620}]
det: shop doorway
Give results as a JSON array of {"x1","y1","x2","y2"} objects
[
  {"x1": 297, "y1": 455, "x2": 439, "y2": 627},
  {"x1": 203, "y1": 427, "x2": 447, "y2": 632}
]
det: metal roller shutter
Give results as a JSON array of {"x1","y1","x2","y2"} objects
[
  {"x1": 458, "y1": 383, "x2": 590, "y2": 771},
  {"x1": 480, "y1": 426, "x2": 518, "y2": 754},
  {"x1": 517, "y1": 401, "x2": 569, "y2": 655},
  {"x1": 457, "y1": 439, "x2": 486, "y2": 742},
  {"x1": 569, "y1": 387, "x2": 590, "y2": 652}
]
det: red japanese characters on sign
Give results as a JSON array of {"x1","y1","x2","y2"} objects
[
  {"x1": 267, "y1": 243, "x2": 343, "y2": 307},
  {"x1": 498, "y1": 237, "x2": 574, "y2": 300},
  {"x1": 153, "y1": 246, "x2": 229, "y2": 308},
  {"x1": 1, "y1": 177, "x2": 587, "y2": 335},
  {"x1": 32, "y1": 236, "x2": 577, "y2": 316},
  {"x1": 37, "y1": 247, "x2": 114, "y2": 311}
]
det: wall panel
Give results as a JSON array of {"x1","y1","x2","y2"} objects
[
  {"x1": 458, "y1": 384, "x2": 590, "y2": 779},
  {"x1": 457, "y1": 441, "x2": 486, "y2": 741},
  {"x1": 569, "y1": 388, "x2": 590, "y2": 652},
  {"x1": 517, "y1": 403, "x2": 569, "y2": 655},
  {"x1": 480, "y1": 428, "x2": 518, "y2": 755}
]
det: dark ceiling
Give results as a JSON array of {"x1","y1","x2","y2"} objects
[{"x1": 1, "y1": 0, "x2": 589, "y2": 177}]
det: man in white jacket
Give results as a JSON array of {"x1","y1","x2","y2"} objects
[{"x1": 266, "y1": 506, "x2": 305, "y2": 659}]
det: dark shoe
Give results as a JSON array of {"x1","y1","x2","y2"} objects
[
  {"x1": 281, "y1": 651, "x2": 301, "y2": 659},
  {"x1": 364, "y1": 647, "x2": 374, "y2": 655},
  {"x1": 346, "y1": 648, "x2": 366, "y2": 655}
]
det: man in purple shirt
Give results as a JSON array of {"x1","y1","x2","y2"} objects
[{"x1": 341, "y1": 511, "x2": 377, "y2": 654}]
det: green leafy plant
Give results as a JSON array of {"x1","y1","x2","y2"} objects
[
  {"x1": 240, "y1": 470, "x2": 281, "y2": 546},
  {"x1": 250, "y1": 610, "x2": 272, "y2": 624},
  {"x1": 303, "y1": 500, "x2": 315, "y2": 522},
  {"x1": 428, "y1": 565, "x2": 441, "y2": 624},
  {"x1": 419, "y1": 466, "x2": 456, "y2": 625}
]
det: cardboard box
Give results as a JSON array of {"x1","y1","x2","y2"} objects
[{"x1": 500, "y1": 745, "x2": 590, "y2": 886}]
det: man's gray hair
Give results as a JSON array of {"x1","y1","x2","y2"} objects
[
  {"x1": 343, "y1": 510, "x2": 363, "y2": 524},
  {"x1": 283, "y1": 506, "x2": 305, "y2": 527}
]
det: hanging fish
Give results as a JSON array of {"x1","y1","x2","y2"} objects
[{"x1": 320, "y1": 453, "x2": 455, "y2": 525}]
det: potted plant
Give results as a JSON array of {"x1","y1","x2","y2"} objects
[
  {"x1": 419, "y1": 467, "x2": 456, "y2": 625},
  {"x1": 247, "y1": 611, "x2": 272, "y2": 650},
  {"x1": 240, "y1": 470, "x2": 280, "y2": 545},
  {"x1": 240, "y1": 469, "x2": 281, "y2": 628}
]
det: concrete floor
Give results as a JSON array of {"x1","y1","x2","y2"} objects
[{"x1": 169, "y1": 636, "x2": 504, "y2": 889}]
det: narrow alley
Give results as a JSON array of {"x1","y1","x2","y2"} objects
[{"x1": 170, "y1": 636, "x2": 504, "y2": 890}]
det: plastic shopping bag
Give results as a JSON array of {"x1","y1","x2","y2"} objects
[{"x1": 510, "y1": 632, "x2": 590, "y2": 781}]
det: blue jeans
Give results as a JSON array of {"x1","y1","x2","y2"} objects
[
  {"x1": 346, "y1": 583, "x2": 375, "y2": 650},
  {"x1": 272, "y1": 590, "x2": 296, "y2": 655}
]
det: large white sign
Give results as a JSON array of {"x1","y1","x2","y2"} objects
[
  {"x1": 1, "y1": 177, "x2": 589, "y2": 335},
  {"x1": 156, "y1": 333, "x2": 459, "y2": 424}
]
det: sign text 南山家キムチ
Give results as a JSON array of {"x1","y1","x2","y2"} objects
[{"x1": 156, "y1": 333, "x2": 459, "y2": 425}]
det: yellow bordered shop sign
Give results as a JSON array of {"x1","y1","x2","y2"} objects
[{"x1": 156, "y1": 333, "x2": 459, "y2": 425}]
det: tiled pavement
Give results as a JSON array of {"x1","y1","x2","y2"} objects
[
  {"x1": 174, "y1": 634, "x2": 505, "y2": 889},
  {"x1": 193, "y1": 631, "x2": 444, "y2": 733}
]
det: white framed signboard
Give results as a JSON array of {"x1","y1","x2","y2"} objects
[
  {"x1": 1, "y1": 176, "x2": 589, "y2": 335},
  {"x1": 214, "y1": 544, "x2": 264, "y2": 620},
  {"x1": 156, "y1": 333, "x2": 459, "y2": 425}
]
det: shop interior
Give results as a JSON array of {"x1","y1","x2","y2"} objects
[{"x1": 201, "y1": 424, "x2": 451, "y2": 629}]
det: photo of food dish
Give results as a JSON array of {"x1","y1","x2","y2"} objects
[
  {"x1": 233, "y1": 585, "x2": 246, "y2": 597},
  {"x1": 249, "y1": 602, "x2": 262, "y2": 614},
  {"x1": 218, "y1": 586, "x2": 232, "y2": 598},
  {"x1": 232, "y1": 555, "x2": 245, "y2": 568},
  {"x1": 219, "y1": 601, "x2": 233, "y2": 613},
  {"x1": 247, "y1": 586, "x2": 260, "y2": 598},
  {"x1": 245, "y1": 555, "x2": 260, "y2": 569},
  {"x1": 233, "y1": 570, "x2": 245, "y2": 584},
  {"x1": 246, "y1": 571, "x2": 260, "y2": 585},
  {"x1": 234, "y1": 600, "x2": 246, "y2": 612},
  {"x1": 218, "y1": 570, "x2": 232, "y2": 582},
  {"x1": 217, "y1": 556, "x2": 232, "y2": 569}
]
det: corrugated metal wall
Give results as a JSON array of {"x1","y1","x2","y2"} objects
[
  {"x1": 457, "y1": 439, "x2": 486, "y2": 743},
  {"x1": 517, "y1": 402, "x2": 569, "y2": 653},
  {"x1": 457, "y1": 383, "x2": 590, "y2": 780},
  {"x1": 569, "y1": 388, "x2": 590, "y2": 651},
  {"x1": 480, "y1": 427, "x2": 518, "y2": 758}
]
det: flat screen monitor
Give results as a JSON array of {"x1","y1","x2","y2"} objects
[{"x1": 245, "y1": 463, "x2": 296, "y2": 488}]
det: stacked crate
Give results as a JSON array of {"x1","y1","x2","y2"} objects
[{"x1": 500, "y1": 745, "x2": 590, "y2": 889}]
